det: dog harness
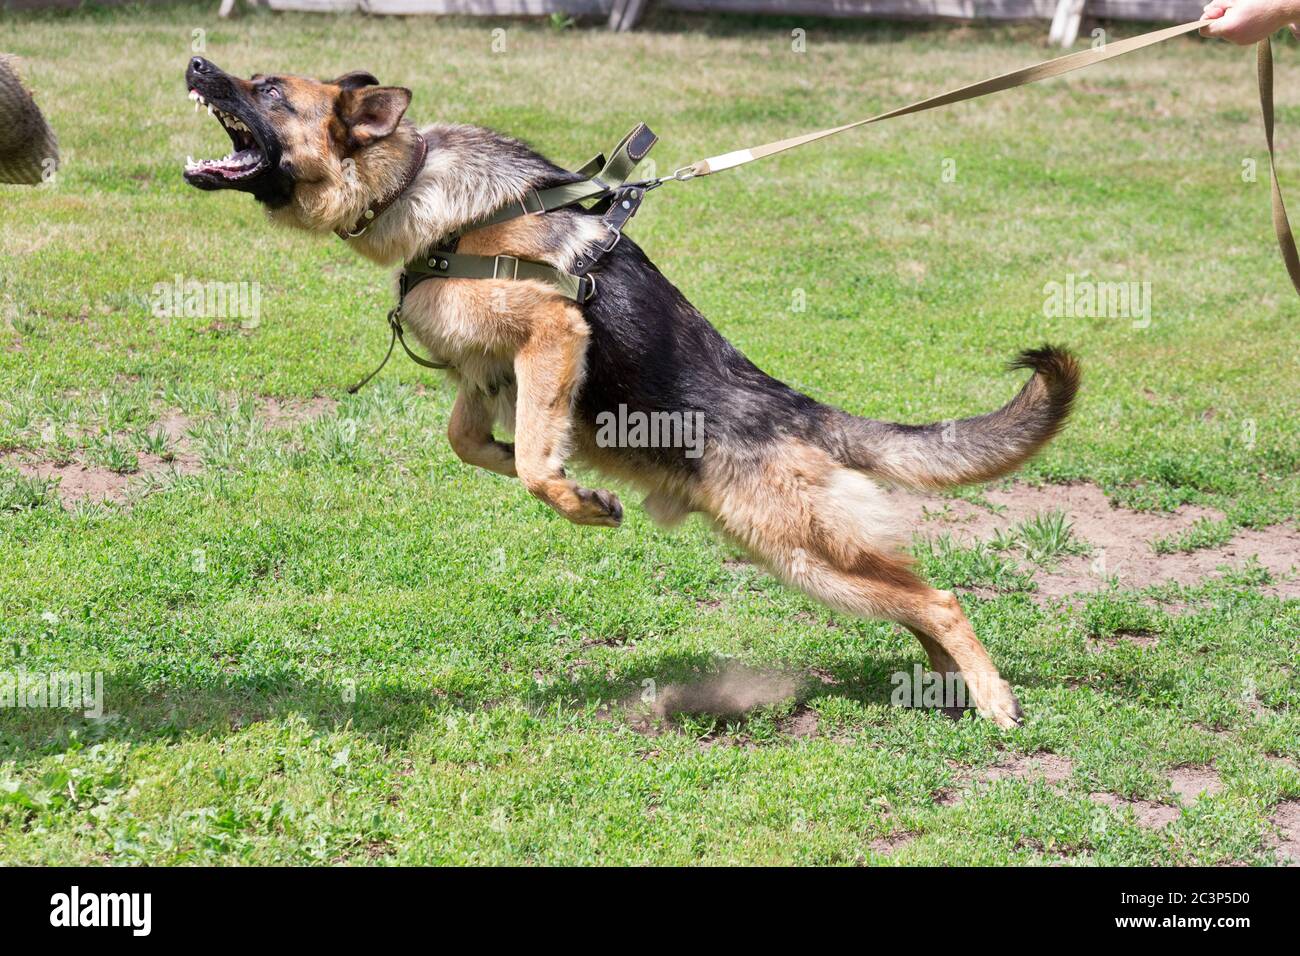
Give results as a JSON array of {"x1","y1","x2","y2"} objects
[{"x1": 346, "y1": 123, "x2": 660, "y2": 391}]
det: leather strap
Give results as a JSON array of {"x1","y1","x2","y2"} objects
[
  {"x1": 573, "y1": 185, "x2": 645, "y2": 276},
  {"x1": 346, "y1": 304, "x2": 449, "y2": 394},
  {"x1": 403, "y1": 181, "x2": 645, "y2": 304},
  {"x1": 405, "y1": 250, "x2": 596, "y2": 303},
  {"x1": 685, "y1": 22, "x2": 1209, "y2": 177},
  {"x1": 1258, "y1": 36, "x2": 1300, "y2": 296},
  {"x1": 335, "y1": 133, "x2": 429, "y2": 240},
  {"x1": 676, "y1": 20, "x2": 1299, "y2": 297},
  {"x1": 461, "y1": 123, "x2": 657, "y2": 234}
]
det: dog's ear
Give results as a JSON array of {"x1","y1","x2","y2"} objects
[
  {"x1": 332, "y1": 71, "x2": 380, "y2": 91},
  {"x1": 338, "y1": 85, "x2": 411, "y2": 147}
]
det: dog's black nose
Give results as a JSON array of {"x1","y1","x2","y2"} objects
[{"x1": 189, "y1": 57, "x2": 210, "y2": 75}]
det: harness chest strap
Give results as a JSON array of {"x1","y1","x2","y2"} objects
[
  {"x1": 405, "y1": 182, "x2": 649, "y2": 304},
  {"x1": 399, "y1": 124, "x2": 659, "y2": 304},
  {"x1": 407, "y1": 249, "x2": 597, "y2": 303},
  {"x1": 345, "y1": 134, "x2": 654, "y2": 392}
]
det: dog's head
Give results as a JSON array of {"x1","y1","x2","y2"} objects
[{"x1": 183, "y1": 57, "x2": 411, "y2": 222}]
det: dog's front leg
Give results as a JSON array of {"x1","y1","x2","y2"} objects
[
  {"x1": 512, "y1": 302, "x2": 622, "y2": 528},
  {"x1": 448, "y1": 386, "x2": 516, "y2": 477}
]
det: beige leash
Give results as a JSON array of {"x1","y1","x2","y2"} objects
[
  {"x1": 672, "y1": 21, "x2": 1300, "y2": 297},
  {"x1": 1257, "y1": 37, "x2": 1300, "y2": 293}
]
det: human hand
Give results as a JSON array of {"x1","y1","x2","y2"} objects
[{"x1": 1200, "y1": 0, "x2": 1300, "y2": 44}]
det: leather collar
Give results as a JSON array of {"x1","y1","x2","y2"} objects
[{"x1": 335, "y1": 133, "x2": 428, "y2": 241}]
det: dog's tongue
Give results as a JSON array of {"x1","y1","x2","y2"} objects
[{"x1": 185, "y1": 148, "x2": 261, "y2": 178}]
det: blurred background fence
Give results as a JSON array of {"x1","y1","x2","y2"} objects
[{"x1": 2, "y1": 0, "x2": 1210, "y2": 41}]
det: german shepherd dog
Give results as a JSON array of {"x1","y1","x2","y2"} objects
[{"x1": 183, "y1": 57, "x2": 1079, "y2": 727}]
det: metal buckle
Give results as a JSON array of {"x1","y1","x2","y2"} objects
[
  {"x1": 520, "y1": 188, "x2": 545, "y2": 216},
  {"x1": 493, "y1": 255, "x2": 520, "y2": 280},
  {"x1": 580, "y1": 274, "x2": 597, "y2": 302},
  {"x1": 342, "y1": 206, "x2": 377, "y2": 238},
  {"x1": 598, "y1": 227, "x2": 622, "y2": 254}
]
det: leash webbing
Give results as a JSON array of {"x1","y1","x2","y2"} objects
[
  {"x1": 672, "y1": 21, "x2": 1300, "y2": 296},
  {"x1": 1258, "y1": 37, "x2": 1300, "y2": 295},
  {"x1": 683, "y1": 21, "x2": 1209, "y2": 176}
]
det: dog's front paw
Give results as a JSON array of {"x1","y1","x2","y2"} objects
[
  {"x1": 572, "y1": 486, "x2": 623, "y2": 527},
  {"x1": 978, "y1": 679, "x2": 1023, "y2": 729}
]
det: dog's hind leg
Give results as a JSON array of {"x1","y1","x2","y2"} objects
[
  {"x1": 790, "y1": 553, "x2": 1019, "y2": 726},
  {"x1": 707, "y1": 445, "x2": 1021, "y2": 727}
]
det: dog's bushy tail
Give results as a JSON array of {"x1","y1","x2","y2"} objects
[{"x1": 824, "y1": 345, "x2": 1080, "y2": 491}]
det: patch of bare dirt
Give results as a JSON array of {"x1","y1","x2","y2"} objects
[
  {"x1": 807, "y1": 667, "x2": 841, "y2": 686},
  {"x1": 893, "y1": 481, "x2": 1300, "y2": 599},
  {"x1": 155, "y1": 408, "x2": 193, "y2": 446},
  {"x1": 778, "y1": 708, "x2": 819, "y2": 739},
  {"x1": 1088, "y1": 792, "x2": 1182, "y2": 828},
  {"x1": 936, "y1": 751, "x2": 1073, "y2": 805},
  {"x1": 1170, "y1": 765, "x2": 1224, "y2": 804},
  {"x1": 1089, "y1": 630, "x2": 1159, "y2": 652},
  {"x1": 977, "y1": 752, "x2": 1074, "y2": 785},
  {"x1": 256, "y1": 396, "x2": 338, "y2": 429},
  {"x1": 2, "y1": 406, "x2": 204, "y2": 508},
  {"x1": 868, "y1": 832, "x2": 916, "y2": 855},
  {"x1": 1268, "y1": 800, "x2": 1300, "y2": 866},
  {"x1": 4, "y1": 451, "x2": 201, "y2": 507}
]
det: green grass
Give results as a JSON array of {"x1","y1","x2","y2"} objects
[
  {"x1": 1, "y1": 3, "x2": 1297, "y2": 865},
  {"x1": 1152, "y1": 515, "x2": 1238, "y2": 554},
  {"x1": 990, "y1": 509, "x2": 1091, "y2": 567}
]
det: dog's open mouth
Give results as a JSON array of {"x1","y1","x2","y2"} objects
[{"x1": 183, "y1": 89, "x2": 267, "y2": 185}]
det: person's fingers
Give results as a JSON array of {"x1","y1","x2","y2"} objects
[{"x1": 1199, "y1": 1, "x2": 1230, "y2": 36}]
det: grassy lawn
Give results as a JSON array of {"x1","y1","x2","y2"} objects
[{"x1": 1, "y1": 2, "x2": 1297, "y2": 865}]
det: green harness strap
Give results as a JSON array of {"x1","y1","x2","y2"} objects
[
  {"x1": 349, "y1": 125, "x2": 655, "y2": 391},
  {"x1": 405, "y1": 251, "x2": 596, "y2": 303},
  {"x1": 462, "y1": 123, "x2": 657, "y2": 232},
  {"x1": 399, "y1": 123, "x2": 657, "y2": 306}
]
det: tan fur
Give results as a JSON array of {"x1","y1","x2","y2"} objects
[
  {"x1": 224, "y1": 72, "x2": 1026, "y2": 726},
  {"x1": 685, "y1": 439, "x2": 1019, "y2": 723}
]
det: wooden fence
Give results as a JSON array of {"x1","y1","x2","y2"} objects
[{"x1": 2, "y1": 0, "x2": 1211, "y2": 37}]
